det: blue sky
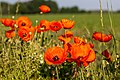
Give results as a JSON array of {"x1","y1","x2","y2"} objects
[{"x1": 0, "y1": 0, "x2": 120, "y2": 11}]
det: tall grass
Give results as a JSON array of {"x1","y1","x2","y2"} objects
[{"x1": 0, "y1": 0, "x2": 120, "y2": 80}]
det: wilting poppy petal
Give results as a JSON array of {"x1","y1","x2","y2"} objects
[
  {"x1": 92, "y1": 32, "x2": 112, "y2": 42},
  {"x1": 0, "y1": 18, "x2": 15, "y2": 29},
  {"x1": 50, "y1": 21, "x2": 62, "y2": 32},
  {"x1": 16, "y1": 16, "x2": 32, "y2": 28},
  {"x1": 61, "y1": 19, "x2": 75, "y2": 29},
  {"x1": 6, "y1": 30, "x2": 16, "y2": 38},
  {"x1": 39, "y1": 5, "x2": 50, "y2": 13},
  {"x1": 44, "y1": 46, "x2": 67, "y2": 65},
  {"x1": 18, "y1": 26, "x2": 35, "y2": 42},
  {"x1": 102, "y1": 49, "x2": 112, "y2": 62}
]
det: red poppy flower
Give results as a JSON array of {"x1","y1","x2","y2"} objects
[
  {"x1": 58, "y1": 30, "x2": 73, "y2": 44},
  {"x1": 67, "y1": 43, "x2": 96, "y2": 67},
  {"x1": 92, "y1": 32, "x2": 112, "y2": 42},
  {"x1": 0, "y1": 18, "x2": 15, "y2": 29},
  {"x1": 16, "y1": 16, "x2": 32, "y2": 28},
  {"x1": 6, "y1": 30, "x2": 16, "y2": 38},
  {"x1": 44, "y1": 46, "x2": 67, "y2": 65},
  {"x1": 61, "y1": 19, "x2": 75, "y2": 29},
  {"x1": 74, "y1": 37, "x2": 85, "y2": 45},
  {"x1": 18, "y1": 26, "x2": 35, "y2": 42},
  {"x1": 40, "y1": 20, "x2": 50, "y2": 31},
  {"x1": 34, "y1": 26, "x2": 41, "y2": 33},
  {"x1": 69, "y1": 44, "x2": 90, "y2": 59},
  {"x1": 50, "y1": 21, "x2": 62, "y2": 32},
  {"x1": 102, "y1": 49, "x2": 112, "y2": 62},
  {"x1": 39, "y1": 5, "x2": 51, "y2": 13},
  {"x1": 35, "y1": 20, "x2": 50, "y2": 33}
]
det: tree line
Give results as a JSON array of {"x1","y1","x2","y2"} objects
[{"x1": 0, "y1": 0, "x2": 119, "y2": 15}]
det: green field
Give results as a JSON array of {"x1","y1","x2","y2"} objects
[{"x1": 1, "y1": 13, "x2": 120, "y2": 38}]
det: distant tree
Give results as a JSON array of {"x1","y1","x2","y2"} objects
[
  {"x1": 1, "y1": 2, "x2": 12, "y2": 14},
  {"x1": 60, "y1": 6, "x2": 79, "y2": 13},
  {"x1": 117, "y1": 10, "x2": 120, "y2": 13},
  {"x1": 70, "y1": 6, "x2": 79, "y2": 13}
]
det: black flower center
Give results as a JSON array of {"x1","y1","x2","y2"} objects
[
  {"x1": 53, "y1": 56, "x2": 59, "y2": 61},
  {"x1": 23, "y1": 33, "x2": 27, "y2": 37},
  {"x1": 21, "y1": 22, "x2": 26, "y2": 26}
]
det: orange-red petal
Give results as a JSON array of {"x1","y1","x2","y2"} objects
[
  {"x1": 18, "y1": 26, "x2": 35, "y2": 42},
  {"x1": 74, "y1": 37, "x2": 85, "y2": 45},
  {"x1": 50, "y1": 21, "x2": 62, "y2": 32},
  {"x1": 58, "y1": 30, "x2": 73, "y2": 44},
  {"x1": 39, "y1": 5, "x2": 51, "y2": 13},
  {"x1": 92, "y1": 32, "x2": 112, "y2": 42},
  {"x1": 102, "y1": 49, "x2": 112, "y2": 62},
  {"x1": 44, "y1": 46, "x2": 67, "y2": 65},
  {"x1": 0, "y1": 18, "x2": 15, "y2": 29},
  {"x1": 61, "y1": 19, "x2": 75, "y2": 29},
  {"x1": 16, "y1": 16, "x2": 32, "y2": 28},
  {"x1": 6, "y1": 30, "x2": 16, "y2": 38}
]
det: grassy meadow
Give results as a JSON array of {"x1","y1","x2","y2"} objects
[
  {"x1": 0, "y1": 13, "x2": 120, "y2": 80},
  {"x1": 1, "y1": 13, "x2": 120, "y2": 38}
]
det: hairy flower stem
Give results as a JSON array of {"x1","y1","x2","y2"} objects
[{"x1": 56, "y1": 66, "x2": 60, "y2": 80}]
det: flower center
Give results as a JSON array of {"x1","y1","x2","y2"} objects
[
  {"x1": 21, "y1": 22, "x2": 26, "y2": 26},
  {"x1": 53, "y1": 26, "x2": 58, "y2": 28},
  {"x1": 53, "y1": 56, "x2": 59, "y2": 61},
  {"x1": 23, "y1": 33, "x2": 27, "y2": 37}
]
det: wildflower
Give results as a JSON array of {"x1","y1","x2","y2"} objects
[
  {"x1": 39, "y1": 5, "x2": 51, "y2": 13},
  {"x1": 44, "y1": 46, "x2": 67, "y2": 65},
  {"x1": 0, "y1": 18, "x2": 15, "y2": 29},
  {"x1": 58, "y1": 30, "x2": 73, "y2": 44},
  {"x1": 67, "y1": 43, "x2": 96, "y2": 67},
  {"x1": 35, "y1": 20, "x2": 50, "y2": 33},
  {"x1": 102, "y1": 49, "x2": 112, "y2": 62},
  {"x1": 74, "y1": 37, "x2": 85, "y2": 45},
  {"x1": 50, "y1": 21, "x2": 62, "y2": 32},
  {"x1": 16, "y1": 16, "x2": 32, "y2": 28},
  {"x1": 92, "y1": 32, "x2": 112, "y2": 42},
  {"x1": 34, "y1": 26, "x2": 41, "y2": 33},
  {"x1": 6, "y1": 30, "x2": 16, "y2": 38},
  {"x1": 61, "y1": 19, "x2": 75, "y2": 29},
  {"x1": 18, "y1": 26, "x2": 35, "y2": 42}
]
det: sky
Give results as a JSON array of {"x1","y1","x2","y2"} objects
[{"x1": 0, "y1": 0, "x2": 120, "y2": 11}]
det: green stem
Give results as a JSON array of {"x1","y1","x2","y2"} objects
[
  {"x1": 15, "y1": 1, "x2": 20, "y2": 16},
  {"x1": 106, "y1": 0, "x2": 117, "y2": 55},
  {"x1": 99, "y1": 0, "x2": 104, "y2": 31},
  {"x1": 56, "y1": 66, "x2": 60, "y2": 80}
]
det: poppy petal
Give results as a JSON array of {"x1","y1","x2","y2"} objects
[
  {"x1": 39, "y1": 5, "x2": 51, "y2": 13},
  {"x1": 92, "y1": 32, "x2": 112, "y2": 42}
]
